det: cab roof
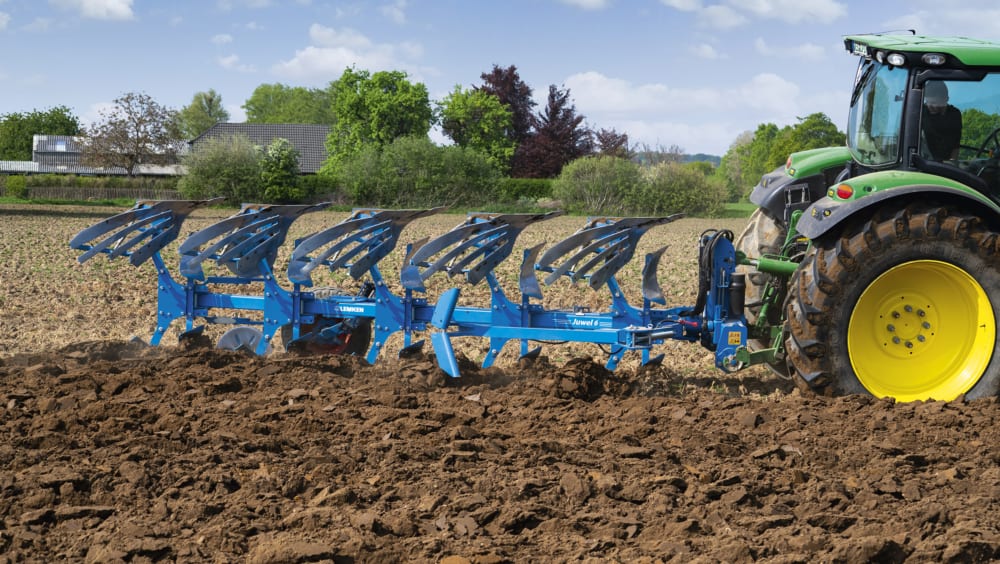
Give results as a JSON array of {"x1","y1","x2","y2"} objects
[{"x1": 844, "y1": 34, "x2": 1000, "y2": 67}]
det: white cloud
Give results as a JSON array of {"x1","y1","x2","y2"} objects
[
  {"x1": 380, "y1": 0, "x2": 407, "y2": 24},
  {"x1": 0, "y1": 12, "x2": 9, "y2": 31},
  {"x1": 669, "y1": 0, "x2": 845, "y2": 29},
  {"x1": 564, "y1": 71, "x2": 724, "y2": 116},
  {"x1": 659, "y1": 0, "x2": 701, "y2": 11},
  {"x1": 309, "y1": 24, "x2": 372, "y2": 50},
  {"x1": 557, "y1": 0, "x2": 612, "y2": 9},
  {"x1": 50, "y1": 0, "x2": 134, "y2": 20},
  {"x1": 618, "y1": 118, "x2": 742, "y2": 154},
  {"x1": 561, "y1": 70, "x2": 822, "y2": 153},
  {"x1": 729, "y1": 0, "x2": 847, "y2": 24},
  {"x1": 734, "y1": 73, "x2": 801, "y2": 114},
  {"x1": 754, "y1": 38, "x2": 826, "y2": 61},
  {"x1": 881, "y1": 9, "x2": 1000, "y2": 39},
  {"x1": 211, "y1": 33, "x2": 233, "y2": 45},
  {"x1": 272, "y1": 45, "x2": 397, "y2": 79},
  {"x1": 690, "y1": 43, "x2": 722, "y2": 59},
  {"x1": 217, "y1": 0, "x2": 270, "y2": 9},
  {"x1": 217, "y1": 54, "x2": 255, "y2": 73},
  {"x1": 272, "y1": 24, "x2": 426, "y2": 81},
  {"x1": 24, "y1": 17, "x2": 52, "y2": 32},
  {"x1": 698, "y1": 5, "x2": 746, "y2": 29}
]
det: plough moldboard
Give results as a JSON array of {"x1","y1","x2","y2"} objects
[{"x1": 71, "y1": 199, "x2": 751, "y2": 377}]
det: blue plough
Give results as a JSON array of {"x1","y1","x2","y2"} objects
[{"x1": 71, "y1": 200, "x2": 750, "y2": 376}]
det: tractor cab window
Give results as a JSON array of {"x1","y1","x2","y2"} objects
[
  {"x1": 847, "y1": 60, "x2": 907, "y2": 167},
  {"x1": 926, "y1": 74, "x2": 1000, "y2": 195}
]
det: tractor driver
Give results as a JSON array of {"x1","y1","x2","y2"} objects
[{"x1": 922, "y1": 80, "x2": 962, "y2": 161}]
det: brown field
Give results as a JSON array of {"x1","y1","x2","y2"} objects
[{"x1": 1, "y1": 202, "x2": 1000, "y2": 562}]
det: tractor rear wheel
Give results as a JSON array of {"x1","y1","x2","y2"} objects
[
  {"x1": 735, "y1": 209, "x2": 791, "y2": 376},
  {"x1": 785, "y1": 204, "x2": 1000, "y2": 401}
]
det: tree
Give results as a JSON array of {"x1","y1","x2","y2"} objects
[
  {"x1": 0, "y1": 106, "x2": 81, "y2": 160},
  {"x1": 737, "y1": 122, "x2": 781, "y2": 196},
  {"x1": 438, "y1": 85, "x2": 515, "y2": 172},
  {"x1": 716, "y1": 130, "x2": 754, "y2": 201},
  {"x1": 767, "y1": 112, "x2": 845, "y2": 166},
  {"x1": 961, "y1": 108, "x2": 1000, "y2": 149},
  {"x1": 321, "y1": 68, "x2": 432, "y2": 178},
  {"x1": 476, "y1": 65, "x2": 536, "y2": 145},
  {"x1": 260, "y1": 138, "x2": 302, "y2": 203},
  {"x1": 513, "y1": 84, "x2": 594, "y2": 178},
  {"x1": 80, "y1": 92, "x2": 182, "y2": 177},
  {"x1": 595, "y1": 128, "x2": 631, "y2": 159},
  {"x1": 243, "y1": 83, "x2": 335, "y2": 125},
  {"x1": 177, "y1": 134, "x2": 262, "y2": 204},
  {"x1": 177, "y1": 89, "x2": 230, "y2": 139}
]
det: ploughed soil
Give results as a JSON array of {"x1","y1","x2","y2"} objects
[
  {"x1": 2, "y1": 204, "x2": 1000, "y2": 562},
  {"x1": 2, "y1": 340, "x2": 1000, "y2": 563}
]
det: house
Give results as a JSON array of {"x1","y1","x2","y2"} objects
[
  {"x1": 0, "y1": 124, "x2": 331, "y2": 176},
  {"x1": 0, "y1": 134, "x2": 180, "y2": 176},
  {"x1": 189, "y1": 123, "x2": 331, "y2": 174}
]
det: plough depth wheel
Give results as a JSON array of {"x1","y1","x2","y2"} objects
[
  {"x1": 280, "y1": 318, "x2": 372, "y2": 356},
  {"x1": 217, "y1": 327, "x2": 272, "y2": 354}
]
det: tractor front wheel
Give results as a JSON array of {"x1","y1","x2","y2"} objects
[{"x1": 786, "y1": 204, "x2": 1000, "y2": 401}]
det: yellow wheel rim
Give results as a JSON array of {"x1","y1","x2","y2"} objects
[{"x1": 848, "y1": 260, "x2": 995, "y2": 401}]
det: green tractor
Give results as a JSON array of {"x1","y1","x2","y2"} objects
[{"x1": 738, "y1": 33, "x2": 1000, "y2": 402}]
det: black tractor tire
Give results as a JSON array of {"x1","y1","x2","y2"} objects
[
  {"x1": 735, "y1": 208, "x2": 791, "y2": 376},
  {"x1": 785, "y1": 204, "x2": 1000, "y2": 401}
]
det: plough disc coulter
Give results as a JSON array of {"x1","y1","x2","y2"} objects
[{"x1": 72, "y1": 200, "x2": 751, "y2": 377}]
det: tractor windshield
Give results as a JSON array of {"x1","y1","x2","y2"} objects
[{"x1": 847, "y1": 60, "x2": 907, "y2": 167}]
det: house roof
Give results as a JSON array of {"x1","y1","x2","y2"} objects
[{"x1": 190, "y1": 123, "x2": 330, "y2": 174}]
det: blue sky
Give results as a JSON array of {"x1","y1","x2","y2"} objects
[{"x1": 2, "y1": 0, "x2": 1000, "y2": 156}]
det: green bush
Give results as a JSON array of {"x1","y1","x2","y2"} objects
[
  {"x1": 640, "y1": 162, "x2": 727, "y2": 217},
  {"x1": 178, "y1": 134, "x2": 263, "y2": 204},
  {"x1": 260, "y1": 138, "x2": 304, "y2": 203},
  {"x1": 495, "y1": 177, "x2": 552, "y2": 203},
  {"x1": 552, "y1": 155, "x2": 643, "y2": 215},
  {"x1": 338, "y1": 135, "x2": 500, "y2": 207},
  {"x1": 298, "y1": 174, "x2": 343, "y2": 203},
  {"x1": 5, "y1": 175, "x2": 28, "y2": 199}
]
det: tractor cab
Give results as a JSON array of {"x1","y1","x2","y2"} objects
[{"x1": 844, "y1": 35, "x2": 1000, "y2": 200}]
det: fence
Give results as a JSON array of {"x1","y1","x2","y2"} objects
[{"x1": 1, "y1": 185, "x2": 181, "y2": 201}]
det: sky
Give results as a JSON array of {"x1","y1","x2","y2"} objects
[{"x1": 3, "y1": 0, "x2": 1000, "y2": 156}]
